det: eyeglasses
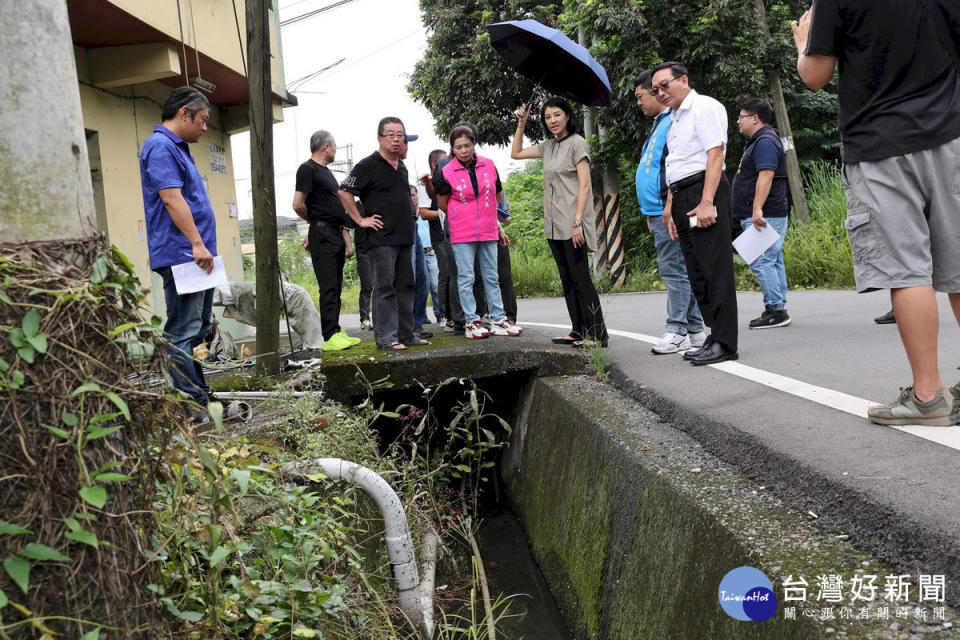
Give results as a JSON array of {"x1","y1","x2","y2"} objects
[
  {"x1": 379, "y1": 132, "x2": 405, "y2": 139},
  {"x1": 649, "y1": 76, "x2": 683, "y2": 97},
  {"x1": 737, "y1": 113, "x2": 757, "y2": 121}
]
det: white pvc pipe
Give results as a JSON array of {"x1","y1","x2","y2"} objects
[
  {"x1": 213, "y1": 391, "x2": 323, "y2": 399},
  {"x1": 288, "y1": 458, "x2": 434, "y2": 638}
]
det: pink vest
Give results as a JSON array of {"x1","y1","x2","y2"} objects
[{"x1": 441, "y1": 155, "x2": 500, "y2": 244}]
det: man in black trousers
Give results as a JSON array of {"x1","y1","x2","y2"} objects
[
  {"x1": 652, "y1": 61, "x2": 738, "y2": 365},
  {"x1": 292, "y1": 130, "x2": 361, "y2": 351}
]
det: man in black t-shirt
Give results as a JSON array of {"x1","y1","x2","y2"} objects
[
  {"x1": 293, "y1": 130, "x2": 361, "y2": 352},
  {"x1": 731, "y1": 98, "x2": 790, "y2": 330},
  {"x1": 794, "y1": 1, "x2": 960, "y2": 426},
  {"x1": 338, "y1": 117, "x2": 426, "y2": 351}
]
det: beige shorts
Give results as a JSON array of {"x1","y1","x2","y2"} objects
[{"x1": 842, "y1": 135, "x2": 960, "y2": 293}]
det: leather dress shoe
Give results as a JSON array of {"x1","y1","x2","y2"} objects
[
  {"x1": 689, "y1": 341, "x2": 738, "y2": 366},
  {"x1": 682, "y1": 339, "x2": 711, "y2": 361}
]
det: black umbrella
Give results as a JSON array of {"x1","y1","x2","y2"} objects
[{"x1": 487, "y1": 19, "x2": 612, "y2": 107}]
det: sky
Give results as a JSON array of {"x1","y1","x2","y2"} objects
[{"x1": 230, "y1": 0, "x2": 523, "y2": 220}]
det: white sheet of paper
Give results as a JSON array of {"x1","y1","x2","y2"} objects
[
  {"x1": 171, "y1": 256, "x2": 228, "y2": 295},
  {"x1": 732, "y1": 224, "x2": 781, "y2": 265}
]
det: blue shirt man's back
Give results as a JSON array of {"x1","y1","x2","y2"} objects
[
  {"x1": 140, "y1": 125, "x2": 217, "y2": 269},
  {"x1": 635, "y1": 110, "x2": 671, "y2": 216}
]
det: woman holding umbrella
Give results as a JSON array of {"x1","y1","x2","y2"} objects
[{"x1": 511, "y1": 98, "x2": 608, "y2": 347}]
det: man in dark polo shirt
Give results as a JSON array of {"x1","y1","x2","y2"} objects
[
  {"x1": 293, "y1": 129, "x2": 361, "y2": 351},
  {"x1": 652, "y1": 61, "x2": 738, "y2": 366},
  {"x1": 139, "y1": 86, "x2": 217, "y2": 410},
  {"x1": 339, "y1": 117, "x2": 426, "y2": 351},
  {"x1": 732, "y1": 98, "x2": 791, "y2": 330},
  {"x1": 794, "y1": 1, "x2": 960, "y2": 426}
]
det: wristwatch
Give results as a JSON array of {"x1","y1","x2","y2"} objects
[{"x1": 572, "y1": 220, "x2": 583, "y2": 228}]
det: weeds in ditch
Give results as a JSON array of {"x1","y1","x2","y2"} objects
[
  {"x1": 150, "y1": 373, "x2": 518, "y2": 639},
  {"x1": 584, "y1": 343, "x2": 611, "y2": 383}
]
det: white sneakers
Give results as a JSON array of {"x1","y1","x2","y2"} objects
[
  {"x1": 651, "y1": 330, "x2": 706, "y2": 355},
  {"x1": 490, "y1": 318, "x2": 523, "y2": 337},
  {"x1": 465, "y1": 319, "x2": 523, "y2": 339},
  {"x1": 465, "y1": 320, "x2": 490, "y2": 339}
]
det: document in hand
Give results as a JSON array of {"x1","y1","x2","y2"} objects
[
  {"x1": 732, "y1": 224, "x2": 781, "y2": 265},
  {"x1": 171, "y1": 256, "x2": 228, "y2": 295}
]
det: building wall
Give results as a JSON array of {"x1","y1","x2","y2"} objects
[
  {"x1": 107, "y1": 0, "x2": 287, "y2": 99},
  {"x1": 74, "y1": 47, "x2": 245, "y2": 324}
]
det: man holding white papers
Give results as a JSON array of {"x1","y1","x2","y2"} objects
[
  {"x1": 732, "y1": 98, "x2": 791, "y2": 330},
  {"x1": 140, "y1": 86, "x2": 217, "y2": 408}
]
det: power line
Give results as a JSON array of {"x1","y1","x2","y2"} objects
[{"x1": 279, "y1": 0, "x2": 359, "y2": 27}]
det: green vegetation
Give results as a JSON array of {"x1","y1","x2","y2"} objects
[
  {"x1": 152, "y1": 377, "x2": 516, "y2": 639},
  {"x1": 505, "y1": 160, "x2": 854, "y2": 298}
]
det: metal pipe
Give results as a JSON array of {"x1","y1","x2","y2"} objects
[{"x1": 287, "y1": 458, "x2": 435, "y2": 638}]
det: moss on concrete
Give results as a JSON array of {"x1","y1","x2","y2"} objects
[{"x1": 506, "y1": 376, "x2": 960, "y2": 639}]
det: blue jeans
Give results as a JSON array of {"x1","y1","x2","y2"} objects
[
  {"x1": 157, "y1": 267, "x2": 213, "y2": 405},
  {"x1": 412, "y1": 232, "x2": 429, "y2": 329},
  {"x1": 451, "y1": 241, "x2": 505, "y2": 323},
  {"x1": 650, "y1": 216, "x2": 703, "y2": 335},
  {"x1": 425, "y1": 250, "x2": 440, "y2": 318},
  {"x1": 741, "y1": 217, "x2": 788, "y2": 310}
]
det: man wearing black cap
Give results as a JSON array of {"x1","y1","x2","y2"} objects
[{"x1": 339, "y1": 117, "x2": 428, "y2": 350}]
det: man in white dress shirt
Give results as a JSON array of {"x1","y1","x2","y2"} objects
[{"x1": 652, "y1": 61, "x2": 739, "y2": 365}]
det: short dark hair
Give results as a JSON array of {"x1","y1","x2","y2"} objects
[
  {"x1": 452, "y1": 121, "x2": 480, "y2": 144},
  {"x1": 449, "y1": 124, "x2": 477, "y2": 150},
  {"x1": 740, "y1": 98, "x2": 773, "y2": 124},
  {"x1": 651, "y1": 61, "x2": 689, "y2": 80},
  {"x1": 540, "y1": 97, "x2": 579, "y2": 138},
  {"x1": 161, "y1": 86, "x2": 210, "y2": 121},
  {"x1": 378, "y1": 116, "x2": 404, "y2": 137},
  {"x1": 428, "y1": 149, "x2": 446, "y2": 169},
  {"x1": 634, "y1": 69, "x2": 654, "y2": 91}
]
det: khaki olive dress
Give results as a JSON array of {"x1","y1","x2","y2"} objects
[{"x1": 537, "y1": 133, "x2": 597, "y2": 251}]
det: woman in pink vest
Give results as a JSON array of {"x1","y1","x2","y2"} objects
[{"x1": 437, "y1": 124, "x2": 522, "y2": 338}]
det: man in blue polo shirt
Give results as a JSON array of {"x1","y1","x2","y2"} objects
[
  {"x1": 634, "y1": 69, "x2": 705, "y2": 355},
  {"x1": 732, "y1": 98, "x2": 791, "y2": 330},
  {"x1": 139, "y1": 86, "x2": 217, "y2": 408}
]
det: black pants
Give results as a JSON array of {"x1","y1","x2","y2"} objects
[
  {"x1": 369, "y1": 244, "x2": 415, "y2": 347},
  {"x1": 437, "y1": 234, "x2": 464, "y2": 326},
  {"x1": 308, "y1": 220, "x2": 345, "y2": 341},
  {"x1": 498, "y1": 242, "x2": 518, "y2": 321},
  {"x1": 547, "y1": 238, "x2": 608, "y2": 343},
  {"x1": 433, "y1": 241, "x2": 448, "y2": 319},
  {"x1": 355, "y1": 244, "x2": 374, "y2": 324},
  {"x1": 670, "y1": 174, "x2": 738, "y2": 352}
]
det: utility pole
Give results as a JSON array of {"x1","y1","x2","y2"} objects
[
  {"x1": 247, "y1": 0, "x2": 280, "y2": 375},
  {"x1": 579, "y1": 28, "x2": 607, "y2": 276},
  {"x1": 752, "y1": 0, "x2": 810, "y2": 224}
]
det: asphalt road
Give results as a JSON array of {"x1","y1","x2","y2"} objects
[{"x1": 511, "y1": 288, "x2": 960, "y2": 595}]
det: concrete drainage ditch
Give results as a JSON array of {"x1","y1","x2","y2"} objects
[{"x1": 312, "y1": 346, "x2": 960, "y2": 639}]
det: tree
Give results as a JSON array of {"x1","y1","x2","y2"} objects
[{"x1": 409, "y1": 0, "x2": 841, "y2": 271}]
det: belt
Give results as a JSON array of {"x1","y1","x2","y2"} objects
[
  {"x1": 424, "y1": 247, "x2": 433, "y2": 255},
  {"x1": 668, "y1": 171, "x2": 706, "y2": 193}
]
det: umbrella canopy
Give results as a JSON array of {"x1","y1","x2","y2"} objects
[{"x1": 487, "y1": 19, "x2": 611, "y2": 107}]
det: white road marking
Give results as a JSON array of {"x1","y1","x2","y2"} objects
[{"x1": 524, "y1": 322, "x2": 960, "y2": 451}]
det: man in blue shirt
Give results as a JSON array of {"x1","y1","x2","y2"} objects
[
  {"x1": 731, "y1": 98, "x2": 791, "y2": 330},
  {"x1": 634, "y1": 69, "x2": 704, "y2": 355},
  {"x1": 139, "y1": 86, "x2": 217, "y2": 409}
]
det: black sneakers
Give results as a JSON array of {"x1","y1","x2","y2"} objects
[{"x1": 749, "y1": 307, "x2": 791, "y2": 329}]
